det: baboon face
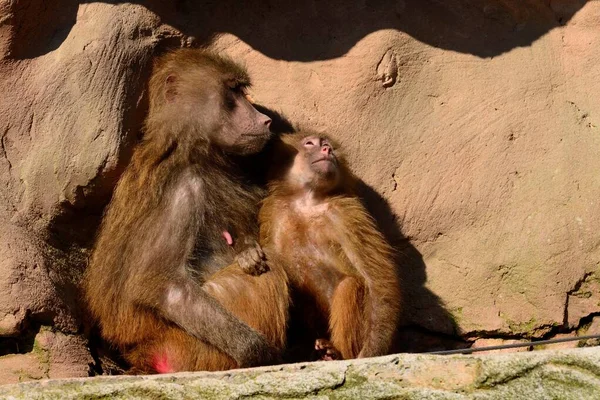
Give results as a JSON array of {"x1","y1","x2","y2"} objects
[
  {"x1": 208, "y1": 76, "x2": 273, "y2": 154},
  {"x1": 288, "y1": 135, "x2": 341, "y2": 191},
  {"x1": 159, "y1": 51, "x2": 273, "y2": 155}
]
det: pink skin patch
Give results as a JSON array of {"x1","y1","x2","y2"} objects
[
  {"x1": 153, "y1": 353, "x2": 174, "y2": 374},
  {"x1": 223, "y1": 230, "x2": 233, "y2": 246}
]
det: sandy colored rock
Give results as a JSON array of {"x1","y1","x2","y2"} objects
[
  {"x1": 583, "y1": 317, "x2": 600, "y2": 335},
  {"x1": 0, "y1": 312, "x2": 24, "y2": 337},
  {"x1": 0, "y1": 328, "x2": 91, "y2": 385},
  {"x1": 533, "y1": 333, "x2": 580, "y2": 351},
  {"x1": 33, "y1": 328, "x2": 92, "y2": 380},
  {"x1": 578, "y1": 317, "x2": 600, "y2": 347},
  {"x1": 2, "y1": 348, "x2": 600, "y2": 399},
  {"x1": 567, "y1": 272, "x2": 600, "y2": 328},
  {"x1": 471, "y1": 338, "x2": 530, "y2": 354},
  {"x1": 0, "y1": 0, "x2": 599, "y2": 382},
  {"x1": 213, "y1": 0, "x2": 600, "y2": 338},
  {"x1": 0, "y1": 354, "x2": 47, "y2": 385}
]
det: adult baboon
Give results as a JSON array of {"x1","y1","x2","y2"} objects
[{"x1": 84, "y1": 48, "x2": 288, "y2": 373}]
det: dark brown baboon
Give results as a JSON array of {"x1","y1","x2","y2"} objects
[
  {"x1": 84, "y1": 48, "x2": 289, "y2": 373},
  {"x1": 259, "y1": 132, "x2": 400, "y2": 361}
]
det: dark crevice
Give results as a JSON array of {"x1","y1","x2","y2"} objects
[
  {"x1": 86, "y1": 326, "x2": 129, "y2": 376},
  {"x1": 567, "y1": 272, "x2": 595, "y2": 296},
  {"x1": 397, "y1": 324, "x2": 471, "y2": 353},
  {"x1": 0, "y1": 313, "x2": 54, "y2": 357}
]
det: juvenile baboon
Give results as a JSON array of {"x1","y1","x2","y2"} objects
[
  {"x1": 260, "y1": 132, "x2": 400, "y2": 361},
  {"x1": 84, "y1": 48, "x2": 289, "y2": 373}
]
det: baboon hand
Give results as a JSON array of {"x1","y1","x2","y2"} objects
[
  {"x1": 236, "y1": 333, "x2": 282, "y2": 367},
  {"x1": 236, "y1": 240, "x2": 269, "y2": 276},
  {"x1": 314, "y1": 338, "x2": 343, "y2": 361}
]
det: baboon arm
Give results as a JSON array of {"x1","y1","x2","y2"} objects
[
  {"x1": 356, "y1": 238, "x2": 400, "y2": 358},
  {"x1": 129, "y1": 177, "x2": 277, "y2": 367},
  {"x1": 358, "y1": 284, "x2": 399, "y2": 358},
  {"x1": 158, "y1": 282, "x2": 277, "y2": 367},
  {"x1": 357, "y1": 256, "x2": 400, "y2": 357},
  {"x1": 336, "y1": 202, "x2": 401, "y2": 357}
]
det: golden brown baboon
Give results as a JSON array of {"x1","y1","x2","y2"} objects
[
  {"x1": 84, "y1": 48, "x2": 289, "y2": 373},
  {"x1": 259, "y1": 132, "x2": 400, "y2": 361}
]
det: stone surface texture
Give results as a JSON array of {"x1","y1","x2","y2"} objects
[
  {"x1": 0, "y1": 0, "x2": 599, "y2": 385},
  {"x1": 2, "y1": 348, "x2": 600, "y2": 399}
]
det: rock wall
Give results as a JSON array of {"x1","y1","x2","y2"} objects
[{"x1": 0, "y1": 0, "x2": 599, "y2": 383}]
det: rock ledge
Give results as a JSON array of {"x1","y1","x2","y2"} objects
[{"x1": 1, "y1": 347, "x2": 600, "y2": 399}]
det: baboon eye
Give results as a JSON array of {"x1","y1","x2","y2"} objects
[
  {"x1": 304, "y1": 140, "x2": 315, "y2": 147},
  {"x1": 224, "y1": 92, "x2": 237, "y2": 110},
  {"x1": 230, "y1": 83, "x2": 246, "y2": 95},
  {"x1": 225, "y1": 79, "x2": 244, "y2": 93}
]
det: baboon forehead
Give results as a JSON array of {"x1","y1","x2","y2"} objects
[{"x1": 157, "y1": 49, "x2": 250, "y2": 86}]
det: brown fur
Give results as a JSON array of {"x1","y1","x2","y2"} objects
[
  {"x1": 84, "y1": 48, "x2": 288, "y2": 373},
  {"x1": 260, "y1": 132, "x2": 400, "y2": 360}
]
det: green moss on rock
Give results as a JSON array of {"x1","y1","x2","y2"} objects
[{"x1": 2, "y1": 348, "x2": 600, "y2": 400}]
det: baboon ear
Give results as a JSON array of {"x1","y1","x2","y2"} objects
[{"x1": 165, "y1": 74, "x2": 178, "y2": 101}]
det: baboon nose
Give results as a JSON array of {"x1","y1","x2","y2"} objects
[
  {"x1": 264, "y1": 117, "x2": 272, "y2": 127},
  {"x1": 321, "y1": 146, "x2": 331, "y2": 155}
]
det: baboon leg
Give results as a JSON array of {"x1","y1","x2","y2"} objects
[
  {"x1": 204, "y1": 260, "x2": 289, "y2": 351},
  {"x1": 126, "y1": 327, "x2": 236, "y2": 373},
  {"x1": 329, "y1": 276, "x2": 366, "y2": 360},
  {"x1": 126, "y1": 261, "x2": 289, "y2": 373}
]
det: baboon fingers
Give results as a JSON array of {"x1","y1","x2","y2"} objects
[
  {"x1": 314, "y1": 338, "x2": 343, "y2": 361},
  {"x1": 237, "y1": 246, "x2": 270, "y2": 276}
]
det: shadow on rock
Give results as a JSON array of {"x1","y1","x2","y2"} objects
[
  {"x1": 241, "y1": 108, "x2": 466, "y2": 353},
  {"x1": 356, "y1": 181, "x2": 469, "y2": 352},
  {"x1": 121, "y1": 0, "x2": 583, "y2": 60},
  {"x1": 4, "y1": 1, "x2": 588, "y2": 60}
]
